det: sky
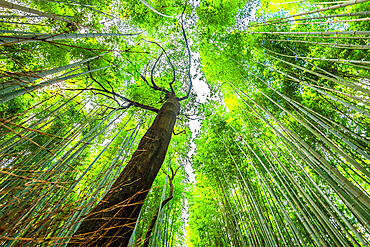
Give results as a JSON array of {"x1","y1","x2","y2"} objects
[{"x1": 184, "y1": 53, "x2": 210, "y2": 183}]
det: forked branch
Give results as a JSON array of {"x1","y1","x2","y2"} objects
[{"x1": 179, "y1": 1, "x2": 193, "y2": 102}]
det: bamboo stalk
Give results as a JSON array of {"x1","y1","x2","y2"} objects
[
  {"x1": 264, "y1": 0, "x2": 370, "y2": 23},
  {"x1": 0, "y1": 32, "x2": 142, "y2": 45},
  {"x1": 0, "y1": 52, "x2": 110, "y2": 93},
  {"x1": 248, "y1": 10, "x2": 370, "y2": 28},
  {"x1": 230, "y1": 121, "x2": 366, "y2": 246},
  {"x1": 230, "y1": 84, "x2": 370, "y2": 223},
  {"x1": 250, "y1": 30, "x2": 370, "y2": 36},
  {"x1": 0, "y1": 0, "x2": 75, "y2": 24},
  {"x1": 0, "y1": 65, "x2": 112, "y2": 104},
  {"x1": 265, "y1": 38, "x2": 370, "y2": 50}
]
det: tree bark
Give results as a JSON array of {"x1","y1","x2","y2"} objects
[{"x1": 68, "y1": 95, "x2": 180, "y2": 247}]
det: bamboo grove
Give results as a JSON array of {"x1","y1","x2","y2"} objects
[{"x1": 0, "y1": 0, "x2": 370, "y2": 246}]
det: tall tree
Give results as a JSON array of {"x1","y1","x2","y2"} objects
[
  {"x1": 1, "y1": 0, "x2": 370, "y2": 246},
  {"x1": 0, "y1": 0, "x2": 194, "y2": 245}
]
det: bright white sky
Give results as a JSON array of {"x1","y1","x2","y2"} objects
[
  {"x1": 184, "y1": 54, "x2": 210, "y2": 183},
  {"x1": 181, "y1": 55, "x2": 210, "y2": 244}
]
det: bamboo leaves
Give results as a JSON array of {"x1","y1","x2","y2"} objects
[{"x1": 191, "y1": 0, "x2": 370, "y2": 245}]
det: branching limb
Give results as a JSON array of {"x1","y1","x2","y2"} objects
[
  {"x1": 125, "y1": 100, "x2": 160, "y2": 113},
  {"x1": 173, "y1": 129, "x2": 186, "y2": 135},
  {"x1": 94, "y1": 92, "x2": 120, "y2": 107},
  {"x1": 172, "y1": 166, "x2": 181, "y2": 178},
  {"x1": 97, "y1": 104, "x2": 117, "y2": 110},
  {"x1": 183, "y1": 113, "x2": 211, "y2": 120},
  {"x1": 179, "y1": 1, "x2": 193, "y2": 102},
  {"x1": 69, "y1": 78, "x2": 160, "y2": 113},
  {"x1": 179, "y1": 101, "x2": 211, "y2": 120},
  {"x1": 151, "y1": 52, "x2": 164, "y2": 88},
  {"x1": 127, "y1": 58, "x2": 169, "y2": 94},
  {"x1": 150, "y1": 53, "x2": 171, "y2": 94},
  {"x1": 148, "y1": 40, "x2": 176, "y2": 93},
  {"x1": 87, "y1": 63, "x2": 112, "y2": 92}
]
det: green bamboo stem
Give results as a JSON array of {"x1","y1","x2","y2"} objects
[
  {"x1": 242, "y1": 87, "x2": 370, "y2": 209},
  {"x1": 219, "y1": 148, "x2": 278, "y2": 247},
  {"x1": 294, "y1": 58, "x2": 370, "y2": 105},
  {"x1": 0, "y1": 32, "x2": 141, "y2": 45},
  {"x1": 227, "y1": 123, "x2": 291, "y2": 246},
  {"x1": 234, "y1": 177, "x2": 260, "y2": 247},
  {"x1": 265, "y1": 38, "x2": 370, "y2": 50},
  {"x1": 248, "y1": 125, "x2": 329, "y2": 246},
  {"x1": 0, "y1": 65, "x2": 111, "y2": 104},
  {"x1": 247, "y1": 73, "x2": 370, "y2": 180},
  {"x1": 264, "y1": 137, "x2": 350, "y2": 246},
  {"x1": 1, "y1": 109, "x2": 123, "y2": 240},
  {"x1": 235, "y1": 113, "x2": 311, "y2": 246},
  {"x1": 250, "y1": 10, "x2": 370, "y2": 27},
  {"x1": 316, "y1": 1, "x2": 352, "y2": 4},
  {"x1": 260, "y1": 51, "x2": 370, "y2": 112},
  {"x1": 228, "y1": 56, "x2": 370, "y2": 171},
  {"x1": 0, "y1": 105, "x2": 91, "y2": 206},
  {"x1": 309, "y1": 108, "x2": 370, "y2": 147},
  {"x1": 0, "y1": 0, "x2": 75, "y2": 24},
  {"x1": 0, "y1": 29, "x2": 43, "y2": 34},
  {"x1": 0, "y1": 94, "x2": 82, "y2": 156},
  {"x1": 277, "y1": 35, "x2": 370, "y2": 39},
  {"x1": 237, "y1": 178, "x2": 262, "y2": 246},
  {"x1": 217, "y1": 181, "x2": 247, "y2": 247},
  {"x1": 264, "y1": 0, "x2": 370, "y2": 23},
  {"x1": 264, "y1": 47, "x2": 370, "y2": 66},
  {"x1": 0, "y1": 52, "x2": 110, "y2": 93},
  {"x1": 217, "y1": 150, "x2": 269, "y2": 246},
  {"x1": 231, "y1": 120, "x2": 365, "y2": 246},
  {"x1": 240, "y1": 106, "x2": 370, "y2": 243},
  {"x1": 238, "y1": 116, "x2": 366, "y2": 246},
  {"x1": 53, "y1": 114, "x2": 140, "y2": 245},
  {"x1": 262, "y1": 16, "x2": 370, "y2": 27},
  {"x1": 252, "y1": 56, "x2": 370, "y2": 164},
  {"x1": 58, "y1": 114, "x2": 138, "y2": 243},
  {"x1": 216, "y1": 195, "x2": 238, "y2": 247},
  {"x1": 250, "y1": 30, "x2": 370, "y2": 36},
  {"x1": 218, "y1": 165, "x2": 249, "y2": 247},
  {"x1": 230, "y1": 85, "x2": 370, "y2": 228},
  {"x1": 0, "y1": 15, "x2": 72, "y2": 18},
  {"x1": 278, "y1": 140, "x2": 366, "y2": 246},
  {"x1": 240, "y1": 132, "x2": 309, "y2": 246}
]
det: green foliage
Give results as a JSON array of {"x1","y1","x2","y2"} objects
[{"x1": 1, "y1": 0, "x2": 370, "y2": 246}]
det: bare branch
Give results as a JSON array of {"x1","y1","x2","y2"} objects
[
  {"x1": 173, "y1": 166, "x2": 181, "y2": 177},
  {"x1": 173, "y1": 129, "x2": 186, "y2": 135},
  {"x1": 179, "y1": 1, "x2": 193, "y2": 102},
  {"x1": 128, "y1": 100, "x2": 159, "y2": 113},
  {"x1": 127, "y1": 58, "x2": 169, "y2": 94},
  {"x1": 148, "y1": 40, "x2": 176, "y2": 93},
  {"x1": 151, "y1": 52, "x2": 164, "y2": 88}
]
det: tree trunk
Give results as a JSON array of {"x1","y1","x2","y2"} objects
[{"x1": 68, "y1": 95, "x2": 180, "y2": 247}]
